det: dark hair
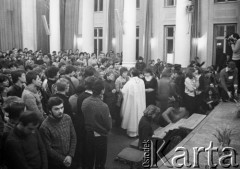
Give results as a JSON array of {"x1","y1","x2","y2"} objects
[
  {"x1": 101, "y1": 58, "x2": 108, "y2": 64},
  {"x1": 84, "y1": 76, "x2": 96, "y2": 90},
  {"x1": 232, "y1": 33, "x2": 240, "y2": 40},
  {"x1": 130, "y1": 68, "x2": 139, "y2": 77},
  {"x1": 75, "y1": 85, "x2": 85, "y2": 94},
  {"x1": 92, "y1": 79, "x2": 104, "y2": 96},
  {"x1": 143, "y1": 68, "x2": 153, "y2": 75},
  {"x1": 65, "y1": 65, "x2": 77, "y2": 74},
  {"x1": 194, "y1": 66, "x2": 202, "y2": 74},
  {"x1": 138, "y1": 56, "x2": 143, "y2": 61},
  {"x1": 19, "y1": 111, "x2": 39, "y2": 126},
  {"x1": 56, "y1": 78, "x2": 69, "y2": 92},
  {"x1": 84, "y1": 66, "x2": 95, "y2": 77},
  {"x1": 45, "y1": 66, "x2": 59, "y2": 79},
  {"x1": 26, "y1": 71, "x2": 38, "y2": 85},
  {"x1": 11, "y1": 70, "x2": 25, "y2": 84},
  {"x1": 120, "y1": 67, "x2": 128, "y2": 76},
  {"x1": 58, "y1": 62, "x2": 66, "y2": 69},
  {"x1": 228, "y1": 61, "x2": 236, "y2": 70},
  {"x1": 25, "y1": 65, "x2": 33, "y2": 71},
  {"x1": 0, "y1": 74, "x2": 9, "y2": 83},
  {"x1": 162, "y1": 68, "x2": 172, "y2": 78},
  {"x1": 3, "y1": 96, "x2": 25, "y2": 120},
  {"x1": 48, "y1": 96, "x2": 63, "y2": 110},
  {"x1": 8, "y1": 62, "x2": 18, "y2": 69}
]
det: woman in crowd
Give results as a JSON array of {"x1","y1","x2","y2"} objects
[
  {"x1": 115, "y1": 67, "x2": 129, "y2": 127},
  {"x1": 184, "y1": 67, "x2": 197, "y2": 115},
  {"x1": 138, "y1": 105, "x2": 160, "y2": 149},
  {"x1": 143, "y1": 68, "x2": 158, "y2": 106}
]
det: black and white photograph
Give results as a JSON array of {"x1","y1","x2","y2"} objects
[{"x1": 0, "y1": 0, "x2": 240, "y2": 168}]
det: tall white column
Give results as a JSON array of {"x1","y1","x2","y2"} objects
[
  {"x1": 49, "y1": 0, "x2": 61, "y2": 52},
  {"x1": 82, "y1": 0, "x2": 94, "y2": 53},
  {"x1": 21, "y1": 0, "x2": 37, "y2": 51},
  {"x1": 122, "y1": 0, "x2": 136, "y2": 68},
  {"x1": 174, "y1": 0, "x2": 192, "y2": 67}
]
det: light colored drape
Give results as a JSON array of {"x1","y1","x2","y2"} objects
[
  {"x1": 60, "y1": 0, "x2": 80, "y2": 51},
  {"x1": 0, "y1": 0, "x2": 22, "y2": 51},
  {"x1": 107, "y1": 0, "x2": 115, "y2": 51},
  {"x1": 36, "y1": 0, "x2": 50, "y2": 53},
  {"x1": 142, "y1": 0, "x2": 152, "y2": 65},
  {"x1": 190, "y1": 0, "x2": 200, "y2": 60}
]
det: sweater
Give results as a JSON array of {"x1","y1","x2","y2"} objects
[
  {"x1": 22, "y1": 85, "x2": 45, "y2": 120},
  {"x1": 81, "y1": 96, "x2": 112, "y2": 136},
  {"x1": 5, "y1": 127, "x2": 48, "y2": 169},
  {"x1": 40, "y1": 114, "x2": 77, "y2": 163}
]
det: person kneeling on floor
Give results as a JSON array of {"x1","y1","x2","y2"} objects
[
  {"x1": 220, "y1": 61, "x2": 238, "y2": 102},
  {"x1": 138, "y1": 105, "x2": 160, "y2": 150}
]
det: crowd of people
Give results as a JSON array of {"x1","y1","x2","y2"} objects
[{"x1": 0, "y1": 34, "x2": 239, "y2": 169}]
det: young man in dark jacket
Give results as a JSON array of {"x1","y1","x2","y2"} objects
[
  {"x1": 40, "y1": 97, "x2": 77, "y2": 169},
  {"x1": 135, "y1": 56, "x2": 146, "y2": 73},
  {"x1": 5, "y1": 111, "x2": 47, "y2": 169},
  {"x1": 81, "y1": 79, "x2": 112, "y2": 169},
  {"x1": 75, "y1": 76, "x2": 96, "y2": 169}
]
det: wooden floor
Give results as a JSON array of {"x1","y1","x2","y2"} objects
[{"x1": 157, "y1": 102, "x2": 240, "y2": 169}]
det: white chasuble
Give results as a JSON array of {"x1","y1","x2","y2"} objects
[{"x1": 121, "y1": 77, "x2": 146, "y2": 137}]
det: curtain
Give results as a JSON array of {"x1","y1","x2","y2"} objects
[
  {"x1": 142, "y1": 0, "x2": 152, "y2": 65},
  {"x1": 60, "y1": 0, "x2": 66, "y2": 51},
  {"x1": 190, "y1": 0, "x2": 199, "y2": 59},
  {"x1": 115, "y1": 0, "x2": 123, "y2": 53},
  {"x1": 36, "y1": 0, "x2": 50, "y2": 53},
  {"x1": 59, "y1": 0, "x2": 80, "y2": 51},
  {"x1": 63, "y1": 0, "x2": 80, "y2": 51},
  {"x1": 107, "y1": 0, "x2": 115, "y2": 51},
  {"x1": 0, "y1": 0, "x2": 22, "y2": 51}
]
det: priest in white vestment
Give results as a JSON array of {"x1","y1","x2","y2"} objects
[{"x1": 121, "y1": 68, "x2": 146, "y2": 137}]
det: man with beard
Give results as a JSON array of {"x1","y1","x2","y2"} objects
[{"x1": 40, "y1": 97, "x2": 77, "y2": 169}]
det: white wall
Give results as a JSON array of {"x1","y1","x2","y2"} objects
[
  {"x1": 198, "y1": 0, "x2": 239, "y2": 67},
  {"x1": 152, "y1": 0, "x2": 176, "y2": 62},
  {"x1": 89, "y1": 0, "x2": 240, "y2": 66}
]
